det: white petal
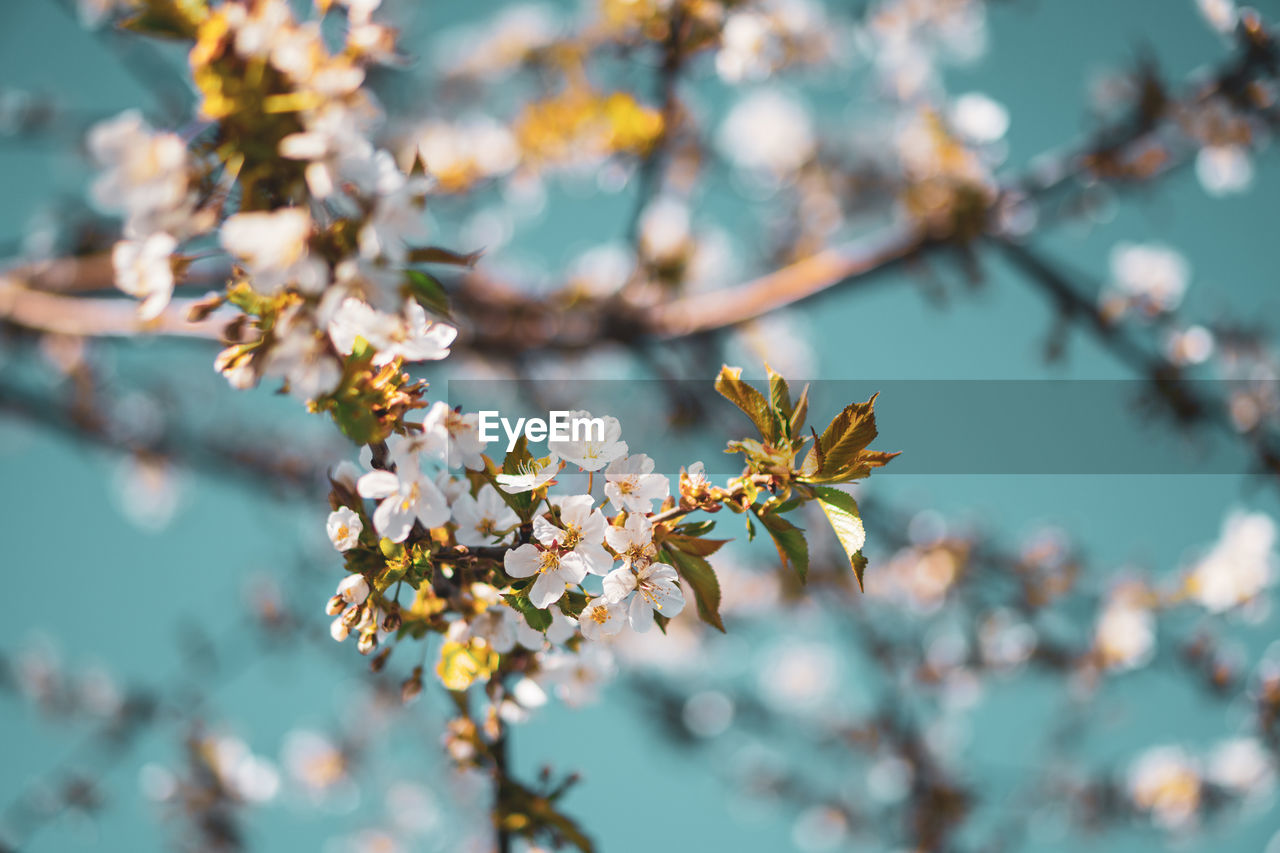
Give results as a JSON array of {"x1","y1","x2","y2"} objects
[
  {"x1": 529, "y1": 571, "x2": 565, "y2": 609},
  {"x1": 357, "y1": 470, "x2": 400, "y2": 499},
  {"x1": 557, "y1": 552, "x2": 588, "y2": 585},
  {"x1": 373, "y1": 496, "x2": 415, "y2": 543},
  {"x1": 603, "y1": 567, "x2": 637, "y2": 603},
  {"x1": 533, "y1": 515, "x2": 562, "y2": 547},
  {"x1": 503, "y1": 544, "x2": 542, "y2": 579},
  {"x1": 629, "y1": 594, "x2": 654, "y2": 633}
]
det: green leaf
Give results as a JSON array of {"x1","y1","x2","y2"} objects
[
  {"x1": 405, "y1": 269, "x2": 453, "y2": 320},
  {"x1": 504, "y1": 593, "x2": 553, "y2": 629},
  {"x1": 811, "y1": 486, "x2": 868, "y2": 590},
  {"x1": 715, "y1": 365, "x2": 778, "y2": 443},
  {"x1": 663, "y1": 533, "x2": 730, "y2": 557},
  {"x1": 754, "y1": 509, "x2": 809, "y2": 583},
  {"x1": 789, "y1": 383, "x2": 810, "y2": 439},
  {"x1": 674, "y1": 519, "x2": 717, "y2": 537},
  {"x1": 766, "y1": 364, "x2": 792, "y2": 421},
  {"x1": 665, "y1": 547, "x2": 725, "y2": 632}
]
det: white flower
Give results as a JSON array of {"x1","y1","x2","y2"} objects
[
  {"x1": 336, "y1": 574, "x2": 370, "y2": 604},
  {"x1": 330, "y1": 616, "x2": 351, "y2": 642},
  {"x1": 220, "y1": 208, "x2": 327, "y2": 294},
  {"x1": 604, "y1": 512, "x2": 657, "y2": 567},
  {"x1": 950, "y1": 92, "x2": 1009, "y2": 144},
  {"x1": 541, "y1": 646, "x2": 615, "y2": 708},
  {"x1": 718, "y1": 90, "x2": 814, "y2": 173},
  {"x1": 1094, "y1": 592, "x2": 1155, "y2": 672},
  {"x1": 503, "y1": 545, "x2": 587, "y2": 609},
  {"x1": 1128, "y1": 746, "x2": 1202, "y2": 830},
  {"x1": 329, "y1": 298, "x2": 457, "y2": 366},
  {"x1": 546, "y1": 411, "x2": 627, "y2": 471},
  {"x1": 1207, "y1": 738, "x2": 1274, "y2": 797},
  {"x1": 496, "y1": 455, "x2": 562, "y2": 493},
  {"x1": 604, "y1": 454, "x2": 669, "y2": 514},
  {"x1": 357, "y1": 151, "x2": 429, "y2": 263},
  {"x1": 1196, "y1": 144, "x2": 1253, "y2": 196},
  {"x1": 578, "y1": 596, "x2": 627, "y2": 640},
  {"x1": 1109, "y1": 242, "x2": 1189, "y2": 314},
  {"x1": 602, "y1": 560, "x2": 685, "y2": 633},
  {"x1": 533, "y1": 495, "x2": 612, "y2": 575},
  {"x1": 1188, "y1": 510, "x2": 1276, "y2": 613},
  {"x1": 262, "y1": 308, "x2": 341, "y2": 400},
  {"x1": 326, "y1": 507, "x2": 363, "y2": 551},
  {"x1": 421, "y1": 402, "x2": 486, "y2": 470},
  {"x1": 468, "y1": 605, "x2": 518, "y2": 654},
  {"x1": 331, "y1": 460, "x2": 363, "y2": 491},
  {"x1": 88, "y1": 110, "x2": 194, "y2": 237},
  {"x1": 452, "y1": 485, "x2": 519, "y2": 547},
  {"x1": 357, "y1": 456, "x2": 451, "y2": 543},
  {"x1": 112, "y1": 233, "x2": 177, "y2": 320},
  {"x1": 715, "y1": 10, "x2": 777, "y2": 83}
]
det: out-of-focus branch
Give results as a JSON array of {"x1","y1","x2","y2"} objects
[{"x1": 0, "y1": 272, "x2": 225, "y2": 338}]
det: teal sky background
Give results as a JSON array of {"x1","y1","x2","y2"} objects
[{"x1": 2, "y1": 0, "x2": 1280, "y2": 851}]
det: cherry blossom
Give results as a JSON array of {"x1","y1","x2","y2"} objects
[
  {"x1": 533, "y1": 495, "x2": 612, "y2": 575},
  {"x1": 546, "y1": 411, "x2": 627, "y2": 471},
  {"x1": 603, "y1": 453, "x2": 669, "y2": 513},
  {"x1": 326, "y1": 507, "x2": 363, "y2": 551},
  {"x1": 452, "y1": 485, "x2": 519, "y2": 547},
  {"x1": 503, "y1": 545, "x2": 587, "y2": 609},
  {"x1": 356, "y1": 454, "x2": 451, "y2": 543}
]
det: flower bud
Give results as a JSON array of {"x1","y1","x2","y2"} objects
[
  {"x1": 342, "y1": 604, "x2": 364, "y2": 629},
  {"x1": 370, "y1": 646, "x2": 392, "y2": 672},
  {"x1": 325, "y1": 595, "x2": 347, "y2": 616},
  {"x1": 330, "y1": 617, "x2": 351, "y2": 642},
  {"x1": 401, "y1": 666, "x2": 424, "y2": 704},
  {"x1": 337, "y1": 574, "x2": 370, "y2": 605},
  {"x1": 382, "y1": 610, "x2": 402, "y2": 633},
  {"x1": 357, "y1": 629, "x2": 378, "y2": 656}
]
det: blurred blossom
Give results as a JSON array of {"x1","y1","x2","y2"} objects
[
  {"x1": 1195, "y1": 144, "x2": 1254, "y2": 196},
  {"x1": 436, "y1": 4, "x2": 559, "y2": 79},
  {"x1": 1165, "y1": 325, "x2": 1215, "y2": 366},
  {"x1": 949, "y1": 92, "x2": 1009, "y2": 144},
  {"x1": 566, "y1": 243, "x2": 633, "y2": 297},
  {"x1": 1185, "y1": 510, "x2": 1276, "y2": 614},
  {"x1": 200, "y1": 734, "x2": 282, "y2": 804},
  {"x1": 866, "y1": 543, "x2": 962, "y2": 613},
  {"x1": 541, "y1": 645, "x2": 616, "y2": 708},
  {"x1": 283, "y1": 729, "x2": 350, "y2": 793},
  {"x1": 727, "y1": 311, "x2": 817, "y2": 381},
  {"x1": 791, "y1": 805, "x2": 849, "y2": 851},
  {"x1": 716, "y1": 11, "x2": 778, "y2": 83},
  {"x1": 638, "y1": 195, "x2": 693, "y2": 266},
  {"x1": 1094, "y1": 582, "x2": 1155, "y2": 672},
  {"x1": 758, "y1": 640, "x2": 838, "y2": 710},
  {"x1": 1128, "y1": 746, "x2": 1202, "y2": 830},
  {"x1": 715, "y1": 560, "x2": 783, "y2": 617},
  {"x1": 385, "y1": 782, "x2": 442, "y2": 836},
  {"x1": 867, "y1": 754, "x2": 913, "y2": 803},
  {"x1": 1106, "y1": 242, "x2": 1190, "y2": 316},
  {"x1": 410, "y1": 117, "x2": 519, "y2": 192},
  {"x1": 682, "y1": 690, "x2": 735, "y2": 738},
  {"x1": 113, "y1": 455, "x2": 182, "y2": 531},
  {"x1": 139, "y1": 763, "x2": 178, "y2": 802},
  {"x1": 336, "y1": 829, "x2": 403, "y2": 853},
  {"x1": 1197, "y1": 0, "x2": 1239, "y2": 34},
  {"x1": 864, "y1": 0, "x2": 988, "y2": 100},
  {"x1": 1207, "y1": 737, "x2": 1275, "y2": 799},
  {"x1": 978, "y1": 609, "x2": 1037, "y2": 670},
  {"x1": 718, "y1": 90, "x2": 815, "y2": 174}
]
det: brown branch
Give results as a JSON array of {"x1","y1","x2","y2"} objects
[{"x1": 0, "y1": 274, "x2": 225, "y2": 339}]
